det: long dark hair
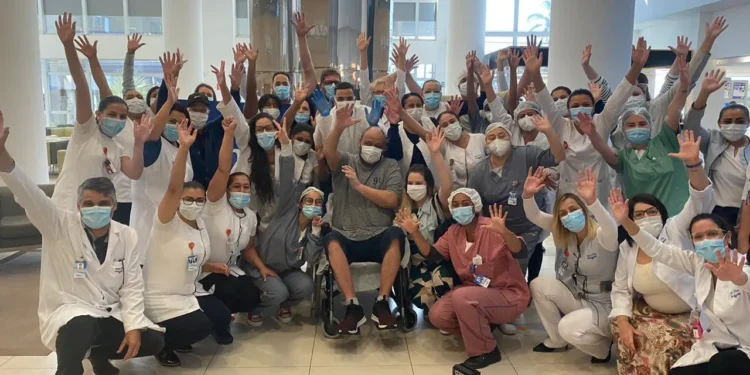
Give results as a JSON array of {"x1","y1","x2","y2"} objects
[
  {"x1": 689, "y1": 213, "x2": 736, "y2": 248},
  {"x1": 248, "y1": 113, "x2": 278, "y2": 204},
  {"x1": 624, "y1": 193, "x2": 669, "y2": 247}
]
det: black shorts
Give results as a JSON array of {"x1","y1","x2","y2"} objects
[{"x1": 324, "y1": 226, "x2": 405, "y2": 264}]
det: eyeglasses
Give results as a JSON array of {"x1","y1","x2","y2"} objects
[
  {"x1": 691, "y1": 229, "x2": 726, "y2": 242},
  {"x1": 633, "y1": 207, "x2": 660, "y2": 220},
  {"x1": 182, "y1": 197, "x2": 206, "y2": 206},
  {"x1": 302, "y1": 197, "x2": 324, "y2": 206}
]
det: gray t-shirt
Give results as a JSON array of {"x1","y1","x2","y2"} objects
[{"x1": 331, "y1": 153, "x2": 403, "y2": 241}]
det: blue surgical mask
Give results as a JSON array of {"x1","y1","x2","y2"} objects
[
  {"x1": 100, "y1": 118, "x2": 126, "y2": 137},
  {"x1": 228, "y1": 192, "x2": 251, "y2": 209},
  {"x1": 325, "y1": 84, "x2": 336, "y2": 98},
  {"x1": 626, "y1": 128, "x2": 651, "y2": 145},
  {"x1": 570, "y1": 107, "x2": 593, "y2": 118},
  {"x1": 295, "y1": 113, "x2": 311, "y2": 124},
  {"x1": 694, "y1": 239, "x2": 726, "y2": 263},
  {"x1": 257, "y1": 132, "x2": 277, "y2": 151},
  {"x1": 274, "y1": 86, "x2": 291, "y2": 101},
  {"x1": 164, "y1": 124, "x2": 179, "y2": 142},
  {"x1": 424, "y1": 92, "x2": 441, "y2": 109},
  {"x1": 560, "y1": 209, "x2": 586, "y2": 233},
  {"x1": 451, "y1": 206, "x2": 475, "y2": 225},
  {"x1": 81, "y1": 206, "x2": 113, "y2": 230},
  {"x1": 302, "y1": 205, "x2": 323, "y2": 219}
]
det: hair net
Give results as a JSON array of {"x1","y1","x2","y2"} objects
[
  {"x1": 513, "y1": 101, "x2": 541, "y2": 120},
  {"x1": 448, "y1": 188, "x2": 483, "y2": 213},
  {"x1": 619, "y1": 107, "x2": 652, "y2": 129},
  {"x1": 485, "y1": 114, "x2": 515, "y2": 137},
  {"x1": 299, "y1": 186, "x2": 325, "y2": 203}
]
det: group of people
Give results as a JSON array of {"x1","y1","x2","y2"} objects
[{"x1": 3, "y1": 9, "x2": 750, "y2": 375}]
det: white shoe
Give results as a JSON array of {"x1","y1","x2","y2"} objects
[
  {"x1": 277, "y1": 307, "x2": 293, "y2": 323},
  {"x1": 499, "y1": 323, "x2": 517, "y2": 335},
  {"x1": 247, "y1": 313, "x2": 263, "y2": 327},
  {"x1": 439, "y1": 329, "x2": 451, "y2": 335}
]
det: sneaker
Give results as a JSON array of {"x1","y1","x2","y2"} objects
[
  {"x1": 338, "y1": 303, "x2": 366, "y2": 333},
  {"x1": 462, "y1": 347, "x2": 502, "y2": 370},
  {"x1": 498, "y1": 323, "x2": 517, "y2": 336},
  {"x1": 533, "y1": 342, "x2": 568, "y2": 353},
  {"x1": 371, "y1": 298, "x2": 398, "y2": 329},
  {"x1": 89, "y1": 357, "x2": 119, "y2": 375},
  {"x1": 155, "y1": 349, "x2": 181, "y2": 367},
  {"x1": 247, "y1": 313, "x2": 263, "y2": 327},
  {"x1": 211, "y1": 328, "x2": 234, "y2": 345},
  {"x1": 591, "y1": 342, "x2": 613, "y2": 364},
  {"x1": 439, "y1": 329, "x2": 451, "y2": 336},
  {"x1": 174, "y1": 345, "x2": 192, "y2": 353},
  {"x1": 277, "y1": 307, "x2": 293, "y2": 323}
]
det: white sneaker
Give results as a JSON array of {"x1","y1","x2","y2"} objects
[
  {"x1": 499, "y1": 323, "x2": 517, "y2": 335},
  {"x1": 247, "y1": 313, "x2": 263, "y2": 327},
  {"x1": 277, "y1": 307, "x2": 293, "y2": 323},
  {"x1": 439, "y1": 329, "x2": 451, "y2": 335}
]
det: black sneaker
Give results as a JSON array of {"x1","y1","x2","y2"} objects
[
  {"x1": 371, "y1": 298, "x2": 398, "y2": 329},
  {"x1": 155, "y1": 349, "x2": 181, "y2": 367},
  {"x1": 533, "y1": 342, "x2": 568, "y2": 353},
  {"x1": 88, "y1": 357, "x2": 120, "y2": 375},
  {"x1": 591, "y1": 342, "x2": 612, "y2": 364},
  {"x1": 338, "y1": 303, "x2": 366, "y2": 334},
  {"x1": 211, "y1": 328, "x2": 234, "y2": 345},
  {"x1": 462, "y1": 347, "x2": 502, "y2": 370},
  {"x1": 174, "y1": 345, "x2": 192, "y2": 353}
]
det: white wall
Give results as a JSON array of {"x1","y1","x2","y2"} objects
[
  {"x1": 400, "y1": 0, "x2": 449, "y2": 86},
  {"x1": 634, "y1": 12, "x2": 702, "y2": 49},
  {"x1": 635, "y1": 0, "x2": 721, "y2": 23}
]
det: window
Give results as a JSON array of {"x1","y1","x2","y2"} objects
[
  {"x1": 42, "y1": 0, "x2": 83, "y2": 34},
  {"x1": 485, "y1": 36, "x2": 514, "y2": 55},
  {"x1": 518, "y1": 0, "x2": 551, "y2": 32},
  {"x1": 391, "y1": 0, "x2": 437, "y2": 40},
  {"x1": 484, "y1": 0, "x2": 551, "y2": 52},
  {"x1": 236, "y1": 0, "x2": 250, "y2": 37},
  {"x1": 128, "y1": 0, "x2": 162, "y2": 34},
  {"x1": 86, "y1": 0, "x2": 125, "y2": 34},
  {"x1": 417, "y1": 2, "x2": 436, "y2": 39},
  {"x1": 393, "y1": 2, "x2": 417, "y2": 37},
  {"x1": 486, "y1": 0, "x2": 515, "y2": 32}
]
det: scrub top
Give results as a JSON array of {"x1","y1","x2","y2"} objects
[
  {"x1": 201, "y1": 197, "x2": 257, "y2": 277},
  {"x1": 443, "y1": 133, "x2": 486, "y2": 189},
  {"x1": 616, "y1": 126, "x2": 689, "y2": 217},
  {"x1": 112, "y1": 118, "x2": 136, "y2": 204}
]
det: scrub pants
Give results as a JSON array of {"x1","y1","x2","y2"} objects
[
  {"x1": 428, "y1": 286, "x2": 527, "y2": 357},
  {"x1": 55, "y1": 315, "x2": 164, "y2": 375},
  {"x1": 155, "y1": 309, "x2": 212, "y2": 352},
  {"x1": 517, "y1": 240, "x2": 538, "y2": 277},
  {"x1": 530, "y1": 276, "x2": 611, "y2": 359},
  {"x1": 669, "y1": 349, "x2": 750, "y2": 375},
  {"x1": 112, "y1": 202, "x2": 132, "y2": 226},
  {"x1": 526, "y1": 242, "x2": 545, "y2": 284},
  {"x1": 251, "y1": 269, "x2": 314, "y2": 314},
  {"x1": 199, "y1": 273, "x2": 262, "y2": 313}
]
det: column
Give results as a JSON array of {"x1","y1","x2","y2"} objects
[
  {"x1": 445, "y1": 0, "x2": 486, "y2": 95},
  {"x1": 252, "y1": 0, "x2": 289, "y2": 93},
  {"x1": 0, "y1": 0, "x2": 48, "y2": 183},
  {"x1": 547, "y1": 0, "x2": 635, "y2": 91},
  {"x1": 162, "y1": 0, "x2": 204, "y2": 96},
  {"x1": 201, "y1": 0, "x2": 235, "y2": 85}
]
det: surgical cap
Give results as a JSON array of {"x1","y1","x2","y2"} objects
[
  {"x1": 513, "y1": 101, "x2": 541, "y2": 120},
  {"x1": 485, "y1": 114, "x2": 515, "y2": 137},
  {"x1": 299, "y1": 186, "x2": 325, "y2": 203},
  {"x1": 619, "y1": 107, "x2": 652, "y2": 129},
  {"x1": 448, "y1": 188, "x2": 483, "y2": 213}
]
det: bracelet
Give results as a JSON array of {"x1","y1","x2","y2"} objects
[{"x1": 686, "y1": 160, "x2": 703, "y2": 169}]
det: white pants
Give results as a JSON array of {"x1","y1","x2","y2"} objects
[{"x1": 530, "y1": 276, "x2": 610, "y2": 359}]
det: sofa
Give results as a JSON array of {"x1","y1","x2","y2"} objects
[{"x1": 0, "y1": 184, "x2": 55, "y2": 250}]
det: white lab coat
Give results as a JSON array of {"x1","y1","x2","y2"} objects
[
  {"x1": 313, "y1": 104, "x2": 389, "y2": 157},
  {"x1": 632, "y1": 230, "x2": 750, "y2": 368},
  {"x1": 610, "y1": 182, "x2": 716, "y2": 318},
  {"x1": 0, "y1": 166, "x2": 160, "y2": 351},
  {"x1": 112, "y1": 118, "x2": 136, "y2": 203},
  {"x1": 442, "y1": 133, "x2": 486, "y2": 189},
  {"x1": 395, "y1": 116, "x2": 437, "y2": 177}
]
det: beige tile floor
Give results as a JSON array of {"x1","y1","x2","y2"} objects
[{"x1": 0, "y1": 254, "x2": 618, "y2": 375}]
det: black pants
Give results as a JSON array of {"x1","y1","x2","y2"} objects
[
  {"x1": 55, "y1": 315, "x2": 164, "y2": 375},
  {"x1": 155, "y1": 309, "x2": 212, "y2": 352},
  {"x1": 112, "y1": 202, "x2": 132, "y2": 226},
  {"x1": 199, "y1": 273, "x2": 262, "y2": 313},
  {"x1": 527, "y1": 242, "x2": 545, "y2": 284},
  {"x1": 712, "y1": 205, "x2": 740, "y2": 226},
  {"x1": 669, "y1": 348, "x2": 750, "y2": 375}
]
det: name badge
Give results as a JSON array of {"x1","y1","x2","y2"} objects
[
  {"x1": 187, "y1": 255, "x2": 199, "y2": 272},
  {"x1": 473, "y1": 275, "x2": 491, "y2": 288},
  {"x1": 74, "y1": 259, "x2": 87, "y2": 278},
  {"x1": 508, "y1": 191, "x2": 518, "y2": 206},
  {"x1": 558, "y1": 259, "x2": 568, "y2": 278},
  {"x1": 111, "y1": 259, "x2": 124, "y2": 275}
]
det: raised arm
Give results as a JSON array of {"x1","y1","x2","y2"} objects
[
  {"x1": 506, "y1": 49, "x2": 521, "y2": 116},
  {"x1": 479, "y1": 64, "x2": 497, "y2": 105},
  {"x1": 293, "y1": 12, "x2": 318, "y2": 89},
  {"x1": 207, "y1": 117, "x2": 237, "y2": 202},
  {"x1": 424, "y1": 128, "x2": 453, "y2": 210},
  {"x1": 122, "y1": 34, "x2": 145, "y2": 95},
  {"x1": 465, "y1": 51, "x2": 479, "y2": 116},
  {"x1": 522, "y1": 167, "x2": 554, "y2": 231},
  {"x1": 75, "y1": 36, "x2": 112, "y2": 100},
  {"x1": 579, "y1": 170, "x2": 618, "y2": 251},
  {"x1": 531, "y1": 115, "x2": 565, "y2": 163},
  {"x1": 687, "y1": 69, "x2": 726, "y2": 134},
  {"x1": 119, "y1": 114, "x2": 153, "y2": 180},
  {"x1": 149, "y1": 73, "x2": 178, "y2": 141},
  {"x1": 581, "y1": 45, "x2": 613, "y2": 104},
  {"x1": 57, "y1": 13, "x2": 92, "y2": 125},
  {"x1": 358, "y1": 33, "x2": 372, "y2": 105},
  {"x1": 665, "y1": 56, "x2": 690, "y2": 132},
  {"x1": 667, "y1": 129, "x2": 711, "y2": 192},
  {"x1": 385, "y1": 88, "x2": 428, "y2": 140},
  {"x1": 209, "y1": 61, "x2": 233, "y2": 106},
  {"x1": 283, "y1": 84, "x2": 312, "y2": 130},
  {"x1": 323, "y1": 103, "x2": 359, "y2": 171},
  {"x1": 242, "y1": 44, "x2": 259, "y2": 119},
  {"x1": 579, "y1": 113, "x2": 619, "y2": 168},
  {"x1": 157, "y1": 119, "x2": 196, "y2": 224}
]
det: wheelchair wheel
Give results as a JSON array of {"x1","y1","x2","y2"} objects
[
  {"x1": 323, "y1": 317, "x2": 340, "y2": 339},
  {"x1": 401, "y1": 307, "x2": 418, "y2": 332}
]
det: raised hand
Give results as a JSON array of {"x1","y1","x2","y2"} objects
[
  {"x1": 576, "y1": 168, "x2": 598, "y2": 205},
  {"x1": 384, "y1": 104, "x2": 400, "y2": 124},
  {"x1": 241, "y1": 43, "x2": 258, "y2": 62},
  {"x1": 165, "y1": 74, "x2": 180, "y2": 104},
  {"x1": 497, "y1": 48, "x2": 510, "y2": 64},
  {"x1": 406, "y1": 54, "x2": 419, "y2": 73},
  {"x1": 531, "y1": 114, "x2": 552, "y2": 134},
  {"x1": 342, "y1": 165, "x2": 361, "y2": 189},
  {"x1": 177, "y1": 119, "x2": 197, "y2": 147},
  {"x1": 274, "y1": 118, "x2": 290, "y2": 144},
  {"x1": 335, "y1": 103, "x2": 360, "y2": 129},
  {"x1": 396, "y1": 37, "x2": 409, "y2": 59},
  {"x1": 479, "y1": 64, "x2": 495, "y2": 88},
  {"x1": 55, "y1": 13, "x2": 76, "y2": 45},
  {"x1": 229, "y1": 63, "x2": 245, "y2": 90},
  {"x1": 577, "y1": 112, "x2": 596, "y2": 137},
  {"x1": 294, "y1": 83, "x2": 313, "y2": 102},
  {"x1": 127, "y1": 33, "x2": 146, "y2": 54},
  {"x1": 395, "y1": 208, "x2": 419, "y2": 234},
  {"x1": 210, "y1": 61, "x2": 227, "y2": 89},
  {"x1": 175, "y1": 48, "x2": 188, "y2": 73},
  {"x1": 384, "y1": 87, "x2": 402, "y2": 111},
  {"x1": 357, "y1": 32, "x2": 371, "y2": 52},
  {"x1": 705, "y1": 248, "x2": 747, "y2": 284},
  {"x1": 74, "y1": 35, "x2": 98, "y2": 59},
  {"x1": 701, "y1": 69, "x2": 727, "y2": 93},
  {"x1": 522, "y1": 46, "x2": 543, "y2": 73},
  {"x1": 447, "y1": 95, "x2": 463, "y2": 114},
  {"x1": 581, "y1": 44, "x2": 592, "y2": 66},
  {"x1": 232, "y1": 43, "x2": 247, "y2": 65},
  {"x1": 589, "y1": 82, "x2": 602, "y2": 103},
  {"x1": 523, "y1": 167, "x2": 548, "y2": 199},
  {"x1": 631, "y1": 37, "x2": 651, "y2": 67},
  {"x1": 482, "y1": 204, "x2": 509, "y2": 235},
  {"x1": 425, "y1": 128, "x2": 445, "y2": 154},
  {"x1": 134, "y1": 114, "x2": 155, "y2": 144},
  {"x1": 705, "y1": 16, "x2": 729, "y2": 41},
  {"x1": 669, "y1": 36, "x2": 692, "y2": 57},
  {"x1": 678, "y1": 55, "x2": 690, "y2": 88},
  {"x1": 508, "y1": 48, "x2": 521, "y2": 69},
  {"x1": 310, "y1": 88, "x2": 334, "y2": 117},
  {"x1": 608, "y1": 188, "x2": 629, "y2": 224},
  {"x1": 160, "y1": 51, "x2": 179, "y2": 77},
  {"x1": 365, "y1": 99, "x2": 384, "y2": 127},
  {"x1": 465, "y1": 50, "x2": 477, "y2": 71},
  {"x1": 526, "y1": 34, "x2": 542, "y2": 50},
  {"x1": 523, "y1": 83, "x2": 537, "y2": 103},
  {"x1": 293, "y1": 12, "x2": 315, "y2": 37},
  {"x1": 0, "y1": 110, "x2": 8, "y2": 153},
  {"x1": 222, "y1": 116, "x2": 238, "y2": 136},
  {"x1": 668, "y1": 129, "x2": 701, "y2": 165}
]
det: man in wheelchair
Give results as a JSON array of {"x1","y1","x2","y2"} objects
[{"x1": 321, "y1": 104, "x2": 405, "y2": 334}]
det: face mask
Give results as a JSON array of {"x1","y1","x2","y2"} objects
[
  {"x1": 81, "y1": 206, "x2": 112, "y2": 230},
  {"x1": 274, "y1": 86, "x2": 290, "y2": 101},
  {"x1": 444, "y1": 122, "x2": 463, "y2": 141},
  {"x1": 459, "y1": 82, "x2": 469, "y2": 97},
  {"x1": 302, "y1": 205, "x2": 323, "y2": 219},
  {"x1": 570, "y1": 107, "x2": 593, "y2": 119},
  {"x1": 488, "y1": 139, "x2": 511, "y2": 157},
  {"x1": 228, "y1": 192, "x2": 251, "y2": 209},
  {"x1": 635, "y1": 216, "x2": 663, "y2": 238},
  {"x1": 263, "y1": 107, "x2": 281, "y2": 119},
  {"x1": 626, "y1": 128, "x2": 651, "y2": 145},
  {"x1": 257, "y1": 132, "x2": 277, "y2": 151},
  {"x1": 407, "y1": 108, "x2": 424, "y2": 122},
  {"x1": 360, "y1": 145, "x2": 382, "y2": 164},
  {"x1": 407, "y1": 185, "x2": 427, "y2": 201},
  {"x1": 518, "y1": 117, "x2": 536, "y2": 131},
  {"x1": 720, "y1": 124, "x2": 749, "y2": 142},
  {"x1": 189, "y1": 111, "x2": 209, "y2": 130},
  {"x1": 325, "y1": 84, "x2": 336, "y2": 98},
  {"x1": 336, "y1": 100, "x2": 355, "y2": 110},
  {"x1": 554, "y1": 98, "x2": 569, "y2": 114},
  {"x1": 293, "y1": 140, "x2": 312, "y2": 157},
  {"x1": 694, "y1": 238, "x2": 726, "y2": 263},
  {"x1": 295, "y1": 113, "x2": 311, "y2": 124},
  {"x1": 100, "y1": 118, "x2": 126, "y2": 137},
  {"x1": 451, "y1": 206, "x2": 475, "y2": 225},
  {"x1": 164, "y1": 123, "x2": 179, "y2": 142},
  {"x1": 560, "y1": 209, "x2": 586, "y2": 233},
  {"x1": 424, "y1": 92, "x2": 441, "y2": 109},
  {"x1": 125, "y1": 97, "x2": 147, "y2": 114},
  {"x1": 625, "y1": 96, "x2": 647, "y2": 110},
  {"x1": 179, "y1": 202, "x2": 204, "y2": 221},
  {"x1": 373, "y1": 95, "x2": 386, "y2": 105}
]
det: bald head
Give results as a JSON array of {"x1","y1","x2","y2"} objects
[{"x1": 360, "y1": 126, "x2": 386, "y2": 150}]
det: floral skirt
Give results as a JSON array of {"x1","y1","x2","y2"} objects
[
  {"x1": 408, "y1": 253, "x2": 460, "y2": 310},
  {"x1": 612, "y1": 299, "x2": 695, "y2": 375}
]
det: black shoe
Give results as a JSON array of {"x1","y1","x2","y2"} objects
[
  {"x1": 533, "y1": 343, "x2": 568, "y2": 353},
  {"x1": 88, "y1": 357, "x2": 119, "y2": 375},
  {"x1": 155, "y1": 350, "x2": 181, "y2": 367},
  {"x1": 591, "y1": 343, "x2": 612, "y2": 364},
  {"x1": 338, "y1": 303, "x2": 366, "y2": 334},
  {"x1": 462, "y1": 347, "x2": 502, "y2": 370},
  {"x1": 174, "y1": 345, "x2": 192, "y2": 353},
  {"x1": 371, "y1": 298, "x2": 398, "y2": 329},
  {"x1": 211, "y1": 329, "x2": 234, "y2": 345}
]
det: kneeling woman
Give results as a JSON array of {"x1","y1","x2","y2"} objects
[
  {"x1": 523, "y1": 167, "x2": 619, "y2": 363},
  {"x1": 398, "y1": 188, "x2": 529, "y2": 370},
  {"x1": 241, "y1": 122, "x2": 324, "y2": 326}
]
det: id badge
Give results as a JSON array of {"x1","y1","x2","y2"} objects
[
  {"x1": 473, "y1": 275, "x2": 491, "y2": 288},
  {"x1": 296, "y1": 246, "x2": 304, "y2": 261},
  {"x1": 187, "y1": 255, "x2": 199, "y2": 272},
  {"x1": 508, "y1": 191, "x2": 518, "y2": 206},
  {"x1": 74, "y1": 259, "x2": 88, "y2": 278},
  {"x1": 103, "y1": 159, "x2": 117, "y2": 174},
  {"x1": 558, "y1": 258, "x2": 568, "y2": 278}
]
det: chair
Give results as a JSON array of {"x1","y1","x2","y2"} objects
[
  {"x1": 63, "y1": 127, "x2": 74, "y2": 137},
  {"x1": 0, "y1": 183, "x2": 54, "y2": 262},
  {"x1": 57, "y1": 150, "x2": 66, "y2": 172}
]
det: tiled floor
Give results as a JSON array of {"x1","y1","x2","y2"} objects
[{"x1": 0, "y1": 253, "x2": 618, "y2": 375}]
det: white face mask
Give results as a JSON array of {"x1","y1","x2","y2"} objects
[
  {"x1": 518, "y1": 117, "x2": 536, "y2": 131},
  {"x1": 262, "y1": 107, "x2": 281, "y2": 119},
  {"x1": 459, "y1": 82, "x2": 469, "y2": 97},
  {"x1": 125, "y1": 97, "x2": 147, "y2": 114},
  {"x1": 360, "y1": 145, "x2": 382, "y2": 164},
  {"x1": 635, "y1": 216, "x2": 663, "y2": 238},
  {"x1": 719, "y1": 124, "x2": 749, "y2": 142},
  {"x1": 179, "y1": 202, "x2": 204, "y2": 221},
  {"x1": 406, "y1": 108, "x2": 424, "y2": 122},
  {"x1": 488, "y1": 139, "x2": 511, "y2": 157},
  {"x1": 188, "y1": 111, "x2": 209, "y2": 130},
  {"x1": 407, "y1": 185, "x2": 427, "y2": 201},
  {"x1": 336, "y1": 100, "x2": 355, "y2": 110},
  {"x1": 443, "y1": 122, "x2": 463, "y2": 141},
  {"x1": 292, "y1": 140, "x2": 311, "y2": 157},
  {"x1": 554, "y1": 99, "x2": 569, "y2": 115}
]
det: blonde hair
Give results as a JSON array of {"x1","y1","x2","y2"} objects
[{"x1": 551, "y1": 193, "x2": 599, "y2": 249}]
